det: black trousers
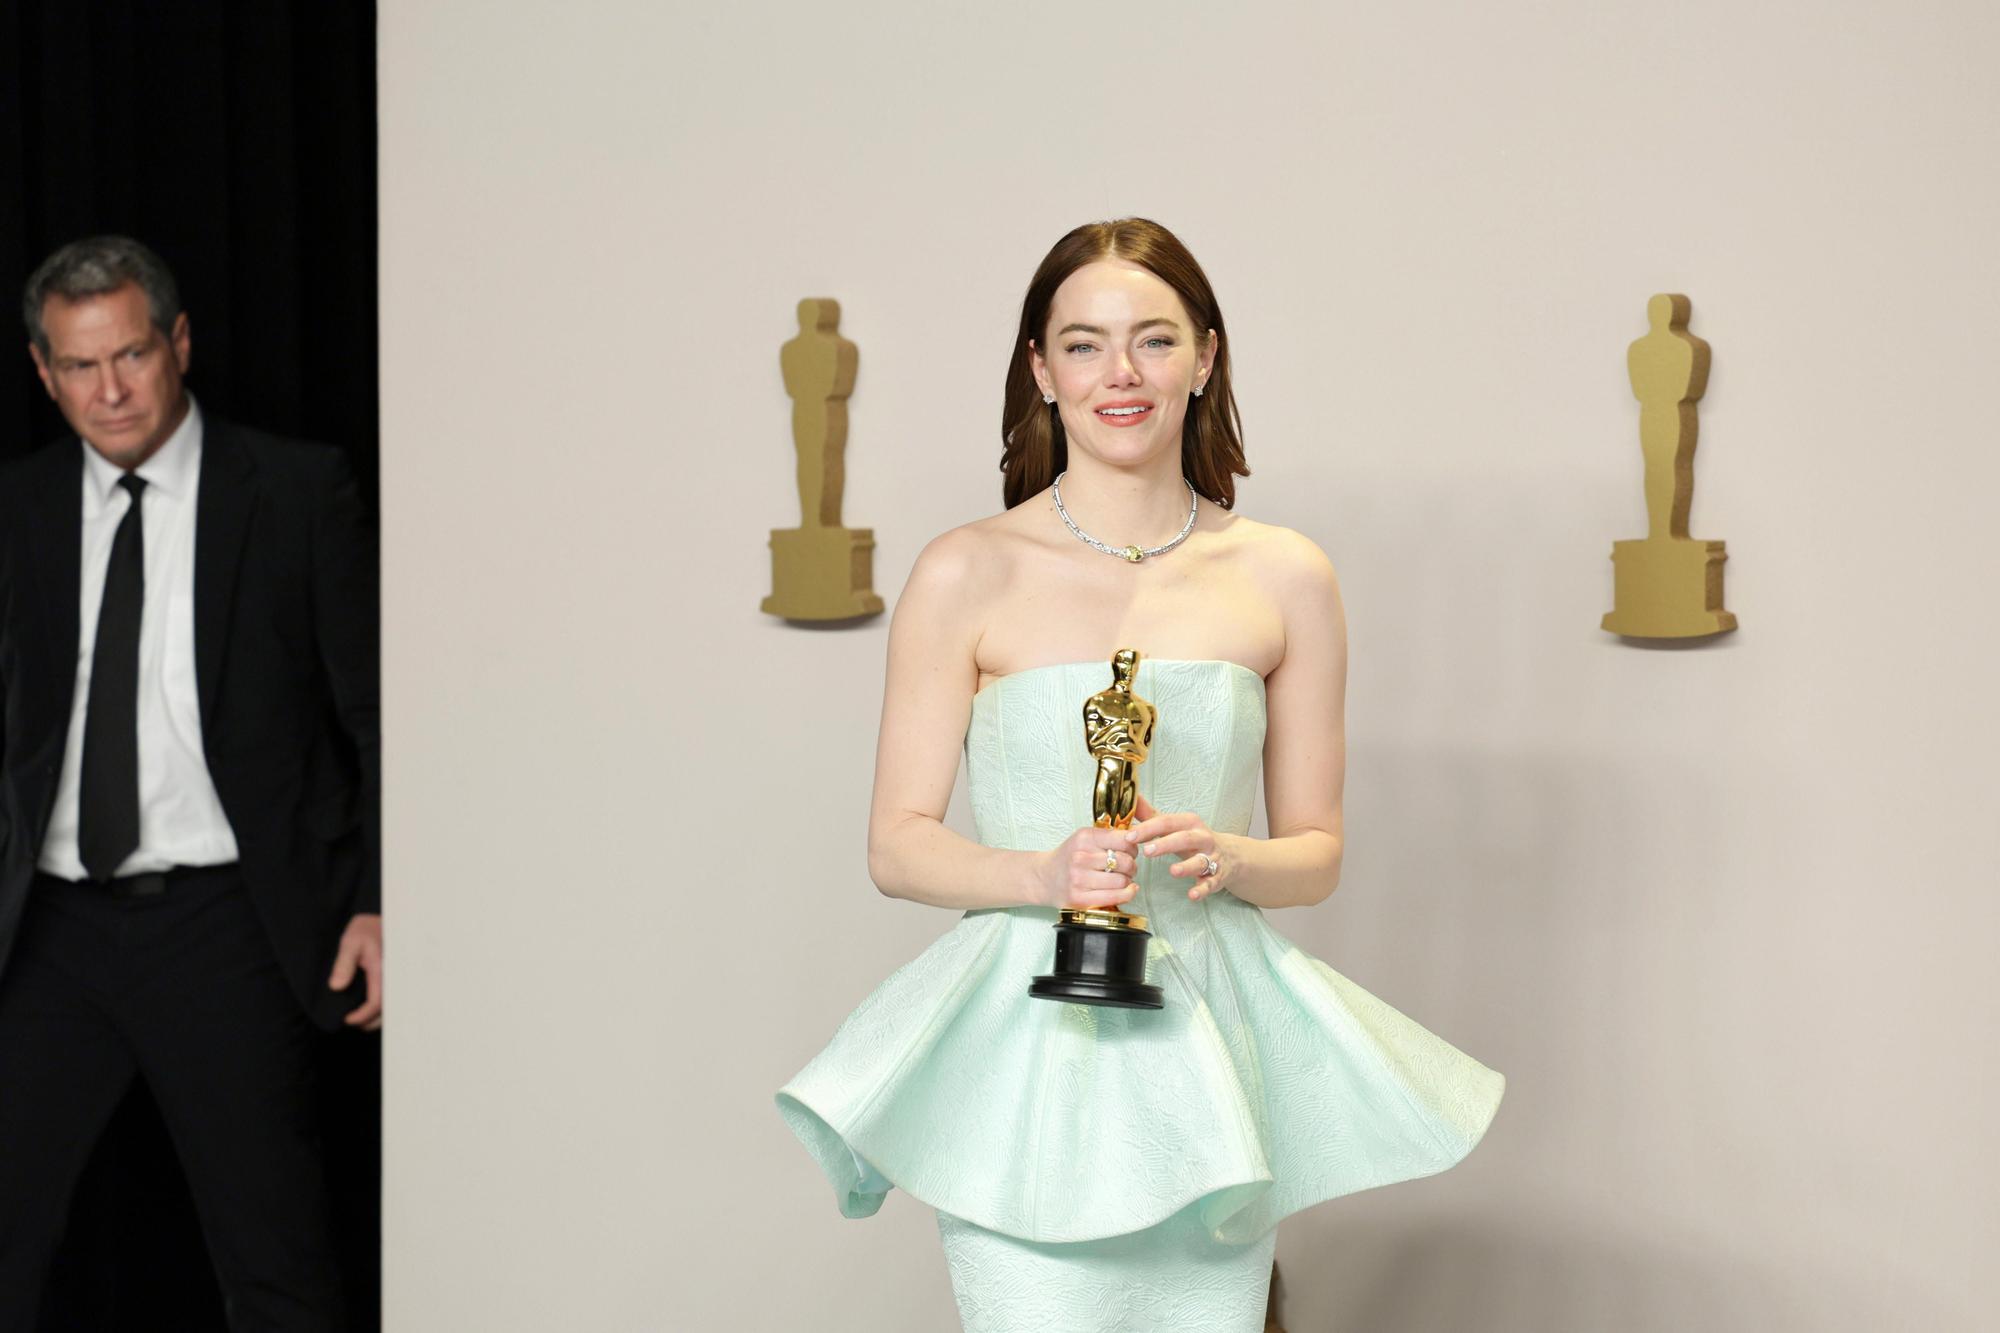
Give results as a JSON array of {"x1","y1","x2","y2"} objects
[{"x1": 0, "y1": 866, "x2": 345, "y2": 1332}]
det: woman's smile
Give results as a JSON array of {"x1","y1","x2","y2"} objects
[{"x1": 1093, "y1": 399, "x2": 1154, "y2": 426}]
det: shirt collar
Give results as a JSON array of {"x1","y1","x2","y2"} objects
[{"x1": 81, "y1": 395, "x2": 203, "y2": 504}]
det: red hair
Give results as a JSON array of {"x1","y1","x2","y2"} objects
[{"x1": 1000, "y1": 218, "x2": 1248, "y2": 509}]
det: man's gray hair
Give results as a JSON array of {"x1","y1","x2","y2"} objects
[{"x1": 22, "y1": 235, "x2": 183, "y2": 359}]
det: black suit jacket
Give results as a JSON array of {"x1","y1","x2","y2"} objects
[{"x1": 0, "y1": 417, "x2": 379, "y2": 1030}]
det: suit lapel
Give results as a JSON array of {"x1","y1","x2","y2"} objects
[
  {"x1": 24, "y1": 445, "x2": 83, "y2": 706},
  {"x1": 194, "y1": 420, "x2": 257, "y2": 735}
]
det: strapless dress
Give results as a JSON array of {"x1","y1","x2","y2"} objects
[{"x1": 777, "y1": 660, "x2": 1504, "y2": 1326}]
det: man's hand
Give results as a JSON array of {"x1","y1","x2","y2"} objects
[{"x1": 328, "y1": 912, "x2": 383, "y2": 1030}]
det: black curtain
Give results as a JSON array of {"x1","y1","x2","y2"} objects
[
  {"x1": 1, "y1": 4, "x2": 380, "y2": 1329},
  {"x1": 0, "y1": 1, "x2": 378, "y2": 496}
]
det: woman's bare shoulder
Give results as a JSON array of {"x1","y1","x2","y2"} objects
[
  {"x1": 1207, "y1": 516, "x2": 1344, "y2": 689},
  {"x1": 1214, "y1": 513, "x2": 1340, "y2": 588},
  {"x1": 905, "y1": 507, "x2": 1036, "y2": 599}
]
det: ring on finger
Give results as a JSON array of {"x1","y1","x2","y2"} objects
[
  {"x1": 1103, "y1": 849, "x2": 1119, "y2": 874},
  {"x1": 1199, "y1": 853, "x2": 1219, "y2": 878}
]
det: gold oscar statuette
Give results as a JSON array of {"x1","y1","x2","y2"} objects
[
  {"x1": 1601, "y1": 293, "x2": 1738, "y2": 639},
  {"x1": 1029, "y1": 649, "x2": 1166, "y2": 1010},
  {"x1": 761, "y1": 298, "x2": 885, "y2": 622}
]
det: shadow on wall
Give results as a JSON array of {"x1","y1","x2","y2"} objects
[
  {"x1": 1273, "y1": 736, "x2": 1949, "y2": 1331},
  {"x1": 1281, "y1": 1216, "x2": 1875, "y2": 1332}
]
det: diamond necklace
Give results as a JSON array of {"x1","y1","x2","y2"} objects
[{"x1": 1050, "y1": 471, "x2": 1199, "y2": 563}]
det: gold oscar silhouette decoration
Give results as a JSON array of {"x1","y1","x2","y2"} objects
[
  {"x1": 762, "y1": 298, "x2": 885, "y2": 622},
  {"x1": 1602, "y1": 293, "x2": 1738, "y2": 639},
  {"x1": 1030, "y1": 650, "x2": 1165, "y2": 1010}
]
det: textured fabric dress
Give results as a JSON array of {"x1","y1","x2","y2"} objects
[{"x1": 777, "y1": 660, "x2": 1505, "y2": 1332}]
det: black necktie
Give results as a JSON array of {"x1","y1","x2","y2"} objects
[{"x1": 78, "y1": 473, "x2": 148, "y2": 882}]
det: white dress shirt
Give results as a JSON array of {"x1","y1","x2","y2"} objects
[{"x1": 38, "y1": 397, "x2": 240, "y2": 879}]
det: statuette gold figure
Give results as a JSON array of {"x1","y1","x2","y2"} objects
[
  {"x1": 762, "y1": 298, "x2": 885, "y2": 621},
  {"x1": 1030, "y1": 650, "x2": 1165, "y2": 1009},
  {"x1": 1602, "y1": 293, "x2": 1738, "y2": 639},
  {"x1": 1085, "y1": 648, "x2": 1157, "y2": 832}
]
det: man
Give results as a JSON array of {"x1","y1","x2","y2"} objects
[{"x1": 0, "y1": 235, "x2": 381, "y2": 1330}]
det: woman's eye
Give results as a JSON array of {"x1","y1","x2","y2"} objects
[
  {"x1": 1066, "y1": 343, "x2": 1095, "y2": 355},
  {"x1": 1142, "y1": 337, "x2": 1174, "y2": 349}
]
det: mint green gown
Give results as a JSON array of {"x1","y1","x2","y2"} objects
[{"x1": 777, "y1": 660, "x2": 1505, "y2": 1332}]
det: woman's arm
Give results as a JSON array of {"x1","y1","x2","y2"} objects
[
  {"x1": 1182, "y1": 530, "x2": 1348, "y2": 909},
  {"x1": 866, "y1": 529, "x2": 1140, "y2": 912}
]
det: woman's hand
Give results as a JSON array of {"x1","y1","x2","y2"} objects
[
  {"x1": 1031, "y1": 827, "x2": 1141, "y2": 910},
  {"x1": 1126, "y1": 795, "x2": 1229, "y2": 901}
]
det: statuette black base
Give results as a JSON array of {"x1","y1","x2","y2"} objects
[{"x1": 1029, "y1": 911, "x2": 1164, "y2": 1010}]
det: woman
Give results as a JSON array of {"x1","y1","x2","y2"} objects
[{"x1": 778, "y1": 219, "x2": 1504, "y2": 1332}]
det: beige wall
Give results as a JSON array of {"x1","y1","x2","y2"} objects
[{"x1": 379, "y1": 2, "x2": 1999, "y2": 1328}]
